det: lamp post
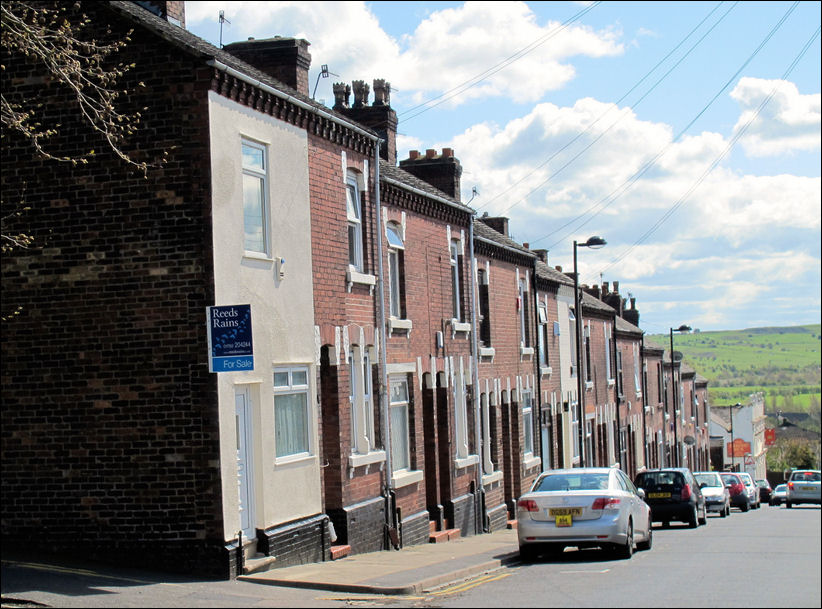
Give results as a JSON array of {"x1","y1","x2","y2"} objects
[
  {"x1": 729, "y1": 402, "x2": 741, "y2": 472},
  {"x1": 574, "y1": 236, "x2": 606, "y2": 468},
  {"x1": 669, "y1": 324, "x2": 691, "y2": 467}
]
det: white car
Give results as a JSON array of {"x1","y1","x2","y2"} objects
[
  {"x1": 694, "y1": 471, "x2": 730, "y2": 517},
  {"x1": 737, "y1": 472, "x2": 760, "y2": 510},
  {"x1": 516, "y1": 467, "x2": 652, "y2": 561},
  {"x1": 786, "y1": 470, "x2": 821, "y2": 508}
]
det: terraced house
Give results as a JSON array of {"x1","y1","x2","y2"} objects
[{"x1": 2, "y1": 0, "x2": 710, "y2": 580}]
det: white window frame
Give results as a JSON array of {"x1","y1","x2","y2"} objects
[
  {"x1": 522, "y1": 389, "x2": 534, "y2": 458},
  {"x1": 518, "y1": 278, "x2": 528, "y2": 348},
  {"x1": 605, "y1": 323, "x2": 613, "y2": 381},
  {"x1": 273, "y1": 366, "x2": 311, "y2": 462},
  {"x1": 569, "y1": 309, "x2": 578, "y2": 377},
  {"x1": 450, "y1": 239, "x2": 462, "y2": 322},
  {"x1": 389, "y1": 375, "x2": 410, "y2": 472},
  {"x1": 387, "y1": 223, "x2": 404, "y2": 320},
  {"x1": 571, "y1": 402, "x2": 580, "y2": 461},
  {"x1": 537, "y1": 303, "x2": 549, "y2": 369},
  {"x1": 347, "y1": 173, "x2": 363, "y2": 271},
  {"x1": 241, "y1": 139, "x2": 269, "y2": 255},
  {"x1": 454, "y1": 369, "x2": 470, "y2": 461}
]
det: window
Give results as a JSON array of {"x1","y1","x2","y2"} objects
[
  {"x1": 454, "y1": 370, "x2": 470, "y2": 460},
  {"x1": 477, "y1": 268, "x2": 491, "y2": 346},
  {"x1": 242, "y1": 140, "x2": 268, "y2": 254},
  {"x1": 616, "y1": 349, "x2": 624, "y2": 397},
  {"x1": 522, "y1": 390, "x2": 534, "y2": 457},
  {"x1": 584, "y1": 325, "x2": 592, "y2": 383},
  {"x1": 481, "y1": 393, "x2": 493, "y2": 474},
  {"x1": 634, "y1": 344, "x2": 642, "y2": 393},
  {"x1": 605, "y1": 324, "x2": 612, "y2": 380},
  {"x1": 537, "y1": 304, "x2": 549, "y2": 368},
  {"x1": 347, "y1": 173, "x2": 363, "y2": 271},
  {"x1": 273, "y1": 367, "x2": 310, "y2": 459},
  {"x1": 349, "y1": 347, "x2": 375, "y2": 454},
  {"x1": 657, "y1": 362, "x2": 663, "y2": 402},
  {"x1": 389, "y1": 376, "x2": 410, "y2": 472},
  {"x1": 518, "y1": 278, "x2": 529, "y2": 347},
  {"x1": 569, "y1": 308, "x2": 578, "y2": 377},
  {"x1": 450, "y1": 240, "x2": 462, "y2": 321},
  {"x1": 387, "y1": 223, "x2": 405, "y2": 319},
  {"x1": 571, "y1": 403, "x2": 580, "y2": 460}
]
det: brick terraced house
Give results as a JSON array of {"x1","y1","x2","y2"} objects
[{"x1": 1, "y1": 0, "x2": 710, "y2": 580}]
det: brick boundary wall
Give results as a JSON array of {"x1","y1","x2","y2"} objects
[{"x1": 328, "y1": 495, "x2": 386, "y2": 555}]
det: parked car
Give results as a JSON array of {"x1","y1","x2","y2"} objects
[
  {"x1": 786, "y1": 469, "x2": 822, "y2": 508},
  {"x1": 737, "y1": 472, "x2": 760, "y2": 509},
  {"x1": 719, "y1": 472, "x2": 749, "y2": 511},
  {"x1": 634, "y1": 468, "x2": 707, "y2": 528},
  {"x1": 770, "y1": 484, "x2": 787, "y2": 506},
  {"x1": 694, "y1": 471, "x2": 730, "y2": 517},
  {"x1": 516, "y1": 467, "x2": 652, "y2": 561},
  {"x1": 756, "y1": 479, "x2": 772, "y2": 503}
]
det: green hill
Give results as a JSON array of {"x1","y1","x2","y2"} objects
[{"x1": 647, "y1": 324, "x2": 821, "y2": 419}]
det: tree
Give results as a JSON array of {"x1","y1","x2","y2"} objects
[{"x1": 1, "y1": 0, "x2": 150, "y2": 257}]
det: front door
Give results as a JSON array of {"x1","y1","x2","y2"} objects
[{"x1": 235, "y1": 387, "x2": 255, "y2": 539}]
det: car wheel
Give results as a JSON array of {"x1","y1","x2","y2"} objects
[
  {"x1": 786, "y1": 501, "x2": 792, "y2": 509},
  {"x1": 720, "y1": 503, "x2": 727, "y2": 517},
  {"x1": 741, "y1": 501, "x2": 749, "y2": 512},
  {"x1": 615, "y1": 521, "x2": 634, "y2": 559},
  {"x1": 519, "y1": 544, "x2": 539, "y2": 563},
  {"x1": 636, "y1": 524, "x2": 653, "y2": 551},
  {"x1": 698, "y1": 505, "x2": 707, "y2": 526},
  {"x1": 688, "y1": 506, "x2": 698, "y2": 528}
]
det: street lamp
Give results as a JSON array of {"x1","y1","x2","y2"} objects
[
  {"x1": 729, "y1": 402, "x2": 742, "y2": 472},
  {"x1": 574, "y1": 236, "x2": 606, "y2": 467},
  {"x1": 669, "y1": 324, "x2": 691, "y2": 467}
]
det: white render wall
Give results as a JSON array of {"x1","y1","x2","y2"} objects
[{"x1": 208, "y1": 91, "x2": 321, "y2": 541}]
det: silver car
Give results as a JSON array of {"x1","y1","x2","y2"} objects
[
  {"x1": 786, "y1": 470, "x2": 822, "y2": 507},
  {"x1": 694, "y1": 471, "x2": 730, "y2": 517},
  {"x1": 516, "y1": 467, "x2": 652, "y2": 561},
  {"x1": 737, "y1": 472, "x2": 760, "y2": 509}
]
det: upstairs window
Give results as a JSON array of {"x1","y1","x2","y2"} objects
[
  {"x1": 569, "y1": 308, "x2": 578, "y2": 377},
  {"x1": 538, "y1": 303, "x2": 550, "y2": 368},
  {"x1": 347, "y1": 173, "x2": 363, "y2": 271},
  {"x1": 242, "y1": 139, "x2": 268, "y2": 254},
  {"x1": 387, "y1": 223, "x2": 406, "y2": 318},
  {"x1": 450, "y1": 239, "x2": 463, "y2": 321},
  {"x1": 518, "y1": 278, "x2": 530, "y2": 348},
  {"x1": 477, "y1": 268, "x2": 491, "y2": 346}
]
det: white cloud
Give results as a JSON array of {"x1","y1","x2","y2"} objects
[{"x1": 730, "y1": 77, "x2": 821, "y2": 157}]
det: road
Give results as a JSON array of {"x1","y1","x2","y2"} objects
[{"x1": 2, "y1": 503, "x2": 819, "y2": 608}]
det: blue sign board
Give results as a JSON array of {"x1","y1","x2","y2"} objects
[{"x1": 207, "y1": 304, "x2": 254, "y2": 372}]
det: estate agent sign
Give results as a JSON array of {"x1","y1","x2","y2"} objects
[{"x1": 207, "y1": 304, "x2": 254, "y2": 372}]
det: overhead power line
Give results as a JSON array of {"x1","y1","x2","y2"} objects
[{"x1": 399, "y1": 2, "x2": 602, "y2": 123}]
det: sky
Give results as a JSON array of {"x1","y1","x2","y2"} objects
[{"x1": 184, "y1": 1, "x2": 821, "y2": 334}]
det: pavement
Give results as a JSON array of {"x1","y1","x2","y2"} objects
[{"x1": 239, "y1": 526, "x2": 521, "y2": 595}]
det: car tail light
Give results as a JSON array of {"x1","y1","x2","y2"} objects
[
  {"x1": 681, "y1": 484, "x2": 691, "y2": 501},
  {"x1": 517, "y1": 499, "x2": 539, "y2": 512},
  {"x1": 591, "y1": 497, "x2": 621, "y2": 510},
  {"x1": 730, "y1": 483, "x2": 743, "y2": 496},
  {"x1": 788, "y1": 482, "x2": 794, "y2": 490}
]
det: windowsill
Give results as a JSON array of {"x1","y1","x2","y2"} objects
[
  {"x1": 523, "y1": 455, "x2": 541, "y2": 470},
  {"x1": 347, "y1": 269, "x2": 376, "y2": 293},
  {"x1": 540, "y1": 366, "x2": 552, "y2": 377},
  {"x1": 585, "y1": 381, "x2": 594, "y2": 390},
  {"x1": 451, "y1": 319, "x2": 471, "y2": 335},
  {"x1": 392, "y1": 468, "x2": 424, "y2": 488},
  {"x1": 479, "y1": 347, "x2": 495, "y2": 359},
  {"x1": 388, "y1": 317, "x2": 413, "y2": 333},
  {"x1": 243, "y1": 251, "x2": 274, "y2": 263},
  {"x1": 520, "y1": 346, "x2": 534, "y2": 357},
  {"x1": 275, "y1": 452, "x2": 314, "y2": 467},
  {"x1": 348, "y1": 449, "x2": 386, "y2": 469},
  {"x1": 607, "y1": 378, "x2": 615, "y2": 387},
  {"x1": 482, "y1": 470, "x2": 504, "y2": 486},
  {"x1": 454, "y1": 454, "x2": 480, "y2": 470},
  {"x1": 636, "y1": 391, "x2": 643, "y2": 398}
]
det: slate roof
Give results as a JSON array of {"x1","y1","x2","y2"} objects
[
  {"x1": 473, "y1": 219, "x2": 536, "y2": 258},
  {"x1": 615, "y1": 315, "x2": 643, "y2": 336},
  {"x1": 379, "y1": 160, "x2": 473, "y2": 213}
]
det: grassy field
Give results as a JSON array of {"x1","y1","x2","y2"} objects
[{"x1": 647, "y1": 324, "x2": 821, "y2": 411}]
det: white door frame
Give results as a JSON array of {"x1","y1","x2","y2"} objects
[{"x1": 235, "y1": 386, "x2": 256, "y2": 540}]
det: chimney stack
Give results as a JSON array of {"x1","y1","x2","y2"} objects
[
  {"x1": 623, "y1": 296, "x2": 640, "y2": 326},
  {"x1": 399, "y1": 148, "x2": 463, "y2": 200},
  {"x1": 533, "y1": 249, "x2": 549, "y2": 263},
  {"x1": 138, "y1": 1, "x2": 185, "y2": 27},
  {"x1": 334, "y1": 79, "x2": 398, "y2": 164},
  {"x1": 223, "y1": 37, "x2": 312, "y2": 96},
  {"x1": 478, "y1": 216, "x2": 509, "y2": 237}
]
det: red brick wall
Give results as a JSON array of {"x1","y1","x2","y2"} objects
[{"x1": 1, "y1": 2, "x2": 224, "y2": 576}]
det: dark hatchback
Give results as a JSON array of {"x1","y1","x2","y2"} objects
[{"x1": 634, "y1": 468, "x2": 707, "y2": 528}]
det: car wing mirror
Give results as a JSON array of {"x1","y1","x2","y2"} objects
[{"x1": 637, "y1": 488, "x2": 646, "y2": 499}]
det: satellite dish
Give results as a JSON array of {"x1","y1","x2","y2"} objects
[{"x1": 684, "y1": 435, "x2": 696, "y2": 446}]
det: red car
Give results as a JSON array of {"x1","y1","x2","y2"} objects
[{"x1": 719, "y1": 472, "x2": 749, "y2": 512}]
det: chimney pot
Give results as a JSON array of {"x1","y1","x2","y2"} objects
[
  {"x1": 555, "y1": 266, "x2": 563, "y2": 272},
  {"x1": 613, "y1": 281, "x2": 620, "y2": 293},
  {"x1": 409, "y1": 150, "x2": 419, "y2": 160},
  {"x1": 372, "y1": 79, "x2": 391, "y2": 106},
  {"x1": 523, "y1": 242, "x2": 530, "y2": 249},
  {"x1": 426, "y1": 149, "x2": 437, "y2": 159},
  {"x1": 442, "y1": 148, "x2": 453, "y2": 157}
]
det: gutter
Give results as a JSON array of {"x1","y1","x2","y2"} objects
[{"x1": 206, "y1": 59, "x2": 381, "y2": 143}]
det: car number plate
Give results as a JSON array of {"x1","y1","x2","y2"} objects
[
  {"x1": 549, "y1": 508, "x2": 583, "y2": 516},
  {"x1": 555, "y1": 514, "x2": 573, "y2": 527},
  {"x1": 648, "y1": 492, "x2": 670, "y2": 498}
]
